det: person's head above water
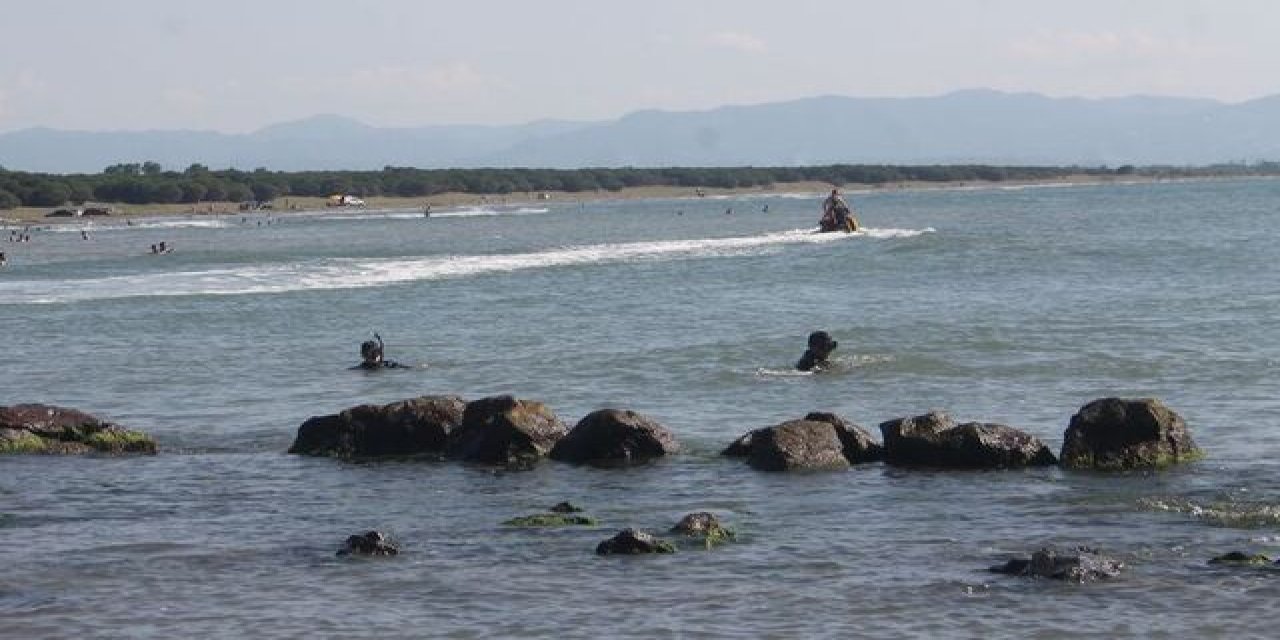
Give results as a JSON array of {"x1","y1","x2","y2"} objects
[
  {"x1": 360, "y1": 339, "x2": 383, "y2": 364},
  {"x1": 807, "y1": 330, "x2": 838, "y2": 356},
  {"x1": 796, "y1": 330, "x2": 839, "y2": 372}
]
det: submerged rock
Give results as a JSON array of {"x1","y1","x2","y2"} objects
[
  {"x1": 289, "y1": 395, "x2": 466, "y2": 458},
  {"x1": 444, "y1": 395, "x2": 567, "y2": 467},
  {"x1": 671, "y1": 512, "x2": 735, "y2": 547},
  {"x1": 0, "y1": 404, "x2": 156, "y2": 455},
  {"x1": 1208, "y1": 551, "x2": 1273, "y2": 566},
  {"x1": 1060, "y1": 397, "x2": 1202, "y2": 470},
  {"x1": 595, "y1": 529, "x2": 676, "y2": 555},
  {"x1": 337, "y1": 530, "x2": 399, "y2": 557},
  {"x1": 550, "y1": 408, "x2": 679, "y2": 466},
  {"x1": 989, "y1": 547, "x2": 1123, "y2": 582},
  {"x1": 725, "y1": 412, "x2": 883, "y2": 471},
  {"x1": 504, "y1": 513, "x2": 598, "y2": 527},
  {"x1": 879, "y1": 411, "x2": 1056, "y2": 468}
]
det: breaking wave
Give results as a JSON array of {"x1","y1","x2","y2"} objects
[{"x1": 1, "y1": 226, "x2": 932, "y2": 304}]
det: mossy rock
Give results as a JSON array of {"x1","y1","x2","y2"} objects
[
  {"x1": 503, "y1": 513, "x2": 599, "y2": 527},
  {"x1": 1208, "y1": 551, "x2": 1273, "y2": 566},
  {"x1": 671, "y1": 512, "x2": 736, "y2": 548},
  {"x1": 0, "y1": 405, "x2": 157, "y2": 455}
]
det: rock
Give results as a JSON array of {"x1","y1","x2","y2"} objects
[
  {"x1": 747, "y1": 419, "x2": 851, "y2": 471},
  {"x1": 1060, "y1": 397, "x2": 1203, "y2": 469},
  {"x1": 595, "y1": 529, "x2": 676, "y2": 555},
  {"x1": 1208, "y1": 551, "x2": 1273, "y2": 566},
  {"x1": 336, "y1": 530, "x2": 399, "y2": 557},
  {"x1": 879, "y1": 411, "x2": 1056, "y2": 468},
  {"x1": 444, "y1": 395, "x2": 567, "y2": 467},
  {"x1": 289, "y1": 395, "x2": 466, "y2": 458},
  {"x1": 550, "y1": 501, "x2": 584, "y2": 513},
  {"x1": 989, "y1": 547, "x2": 1124, "y2": 582},
  {"x1": 804, "y1": 412, "x2": 884, "y2": 463},
  {"x1": 503, "y1": 513, "x2": 598, "y2": 527},
  {"x1": 671, "y1": 512, "x2": 735, "y2": 547},
  {"x1": 0, "y1": 404, "x2": 156, "y2": 455},
  {"x1": 721, "y1": 430, "x2": 756, "y2": 457},
  {"x1": 724, "y1": 412, "x2": 884, "y2": 471},
  {"x1": 549, "y1": 408, "x2": 679, "y2": 465}
]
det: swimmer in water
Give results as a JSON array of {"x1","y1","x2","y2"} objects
[
  {"x1": 354, "y1": 333, "x2": 409, "y2": 370},
  {"x1": 796, "y1": 330, "x2": 839, "y2": 372}
]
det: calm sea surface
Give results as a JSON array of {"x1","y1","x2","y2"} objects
[{"x1": 2, "y1": 179, "x2": 1279, "y2": 638}]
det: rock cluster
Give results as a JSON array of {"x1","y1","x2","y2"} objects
[{"x1": 0, "y1": 404, "x2": 156, "y2": 455}]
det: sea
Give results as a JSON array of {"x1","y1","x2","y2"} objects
[{"x1": 1, "y1": 179, "x2": 1278, "y2": 638}]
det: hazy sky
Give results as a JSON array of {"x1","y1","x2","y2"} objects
[{"x1": 1, "y1": 0, "x2": 1275, "y2": 132}]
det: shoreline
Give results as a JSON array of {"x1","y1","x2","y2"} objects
[{"x1": 0, "y1": 173, "x2": 1254, "y2": 225}]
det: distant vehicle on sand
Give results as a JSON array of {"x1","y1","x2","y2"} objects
[
  {"x1": 326, "y1": 194, "x2": 366, "y2": 208},
  {"x1": 46, "y1": 207, "x2": 82, "y2": 217}
]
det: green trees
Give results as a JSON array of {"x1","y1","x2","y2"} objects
[
  {"x1": 0, "y1": 188, "x2": 20, "y2": 210},
  {"x1": 0, "y1": 162, "x2": 1269, "y2": 209},
  {"x1": 27, "y1": 181, "x2": 71, "y2": 207}
]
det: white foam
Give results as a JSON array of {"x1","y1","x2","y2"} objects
[
  {"x1": 1, "y1": 226, "x2": 929, "y2": 304},
  {"x1": 44, "y1": 218, "x2": 236, "y2": 232},
  {"x1": 309, "y1": 205, "x2": 552, "y2": 222}
]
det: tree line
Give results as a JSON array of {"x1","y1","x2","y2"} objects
[{"x1": 2, "y1": 161, "x2": 1278, "y2": 209}]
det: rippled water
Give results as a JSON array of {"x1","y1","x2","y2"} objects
[{"x1": 2, "y1": 180, "x2": 1279, "y2": 638}]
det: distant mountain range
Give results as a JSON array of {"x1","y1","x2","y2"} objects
[{"x1": 3, "y1": 89, "x2": 1279, "y2": 173}]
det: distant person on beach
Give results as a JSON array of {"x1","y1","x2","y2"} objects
[
  {"x1": 0, "y1": 251, "x2": 6, "y2": 267},
  {"x1": 354, "y1": 334, "x2": 408, "y2": 370},
  {"x1": 796, "y1": 331, "x2": 839, "y2": 372}
]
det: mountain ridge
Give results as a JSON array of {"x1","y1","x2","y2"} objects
[{"x1": 2, "y1": 89, "x2": 1277, "y2": 172}]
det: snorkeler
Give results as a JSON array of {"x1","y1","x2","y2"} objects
[
  {"x1": 796, "y1": 330, "x2": 839, "y2": 372},
  {"x1": 354, "y1": 333, "x2": 408, "y2": 370}
]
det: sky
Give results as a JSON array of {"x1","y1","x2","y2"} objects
[{"x1": 1, "y1": 0, "x2": 1276, "y2": 133}]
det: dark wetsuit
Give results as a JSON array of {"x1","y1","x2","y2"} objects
[
  {"x1": 353, "y1": 360, "x2": 408, "y2": 370},
  {"x1": 795, "y1": 350, "x2": 830, "y2": 372}
]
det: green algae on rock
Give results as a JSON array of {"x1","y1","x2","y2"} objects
[{"x1": 0, "y1": 404, "x2": 156, "y2": 455}]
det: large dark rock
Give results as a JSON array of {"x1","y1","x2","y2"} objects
[
  {"x1": 0, "y1": 404, "x2": 156, "y2": 455},
  {"x1": 444, "y1": 395, "x2": 566, "y2": 467},
  {"x1": 879, "y1": 411, "x2": 1056, "y2": 468},
  {"x1": 549, "y1": 408, "x2": 679, "y2": 465},
  {"x1": 595, "y1": 529, "x2": 676, "y2": 555},
  {"x1": 722, "y1": 412, "x2": 883, "y2": 470},
  {"x1": 1060, "y1": 397, "x2": 1202, "y2": 469},
  {"x1": 990, "y1": 547, "x2": 1124, "y2": 582},
  {"x1": 289, "y1": 395, "x2": 466, "y2": 458},
  {"x1": 336, "y1": 530, "x2": 399, "y2": 557},
  {"x1": 746, "y1": 419, "x2": 851, "y2": 471},
  {"x1": 804, "y1": 412, "x2": 884, "y2": 464}
]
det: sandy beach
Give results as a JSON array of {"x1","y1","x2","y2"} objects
[{"x1": 0, "y1": 174, "x2": 1157, "y2": 225}]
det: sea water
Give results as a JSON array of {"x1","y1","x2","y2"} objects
[{"x1": 1, "y1": 180, "x2": 1278, "y2": 638}]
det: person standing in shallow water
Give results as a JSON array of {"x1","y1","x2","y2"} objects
[{"x1": 796, "y1": 331, "x2": 839, "y2": 372}]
